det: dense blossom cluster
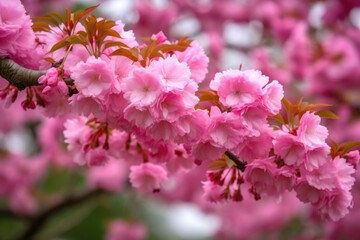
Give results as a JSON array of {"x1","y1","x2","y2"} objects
[{"x1": 0, "y1": 0, "x2": 360, "y2": 239}]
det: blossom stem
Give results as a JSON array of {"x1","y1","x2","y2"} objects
[{"x1": 225, "y1": 150, "x2": 247, "y2": 172}]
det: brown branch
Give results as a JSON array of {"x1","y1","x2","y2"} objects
[
  {"x1": 16, "y1": 189, "x2": 105, "y2": 240},
  {"x1": 225, "y1": 150, "x2": 247, "y2": 172},
  {"x1": 0, "y1": 58, "x2": 78, "y2": 96},
  {"x1": 0, "y1": 58, "x2": 45, "y2": 90}
]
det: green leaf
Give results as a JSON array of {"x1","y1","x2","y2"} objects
[
  {"x1": 315, "y1": 110, "x2": 340, "y2": 120},
  {"x1": 104, "y1": 29, "x2": 121, "y2": 38},
  {"x1": 65, "y1": 8, "x2": 71, "y2": 25},
  {"x1": 271, "y1": 113, "x2": 285, "y2": 124},
  {"x1": 48, "y1": 11, "x2": 64, "y2": 23},
  {"x1": 44, "y1": 57, "x2": 56, "y2": 64},
  {"x1": 32, "y1": 22, "x2": 51, "y2": 32},
  {"x1": 208, "y1": 159, "x2": 226, "y2": 169},
  {"x1": 302, "y1": 103, "x2": 332, "y2": 112},
  {"x1": 339, "y1": 141, "x2": 360, "y2": 153},
  {"x1": 65, "y1": 35, "x2": 82, "y2": 44},
  {"x1": 281, "y1": 98, "x2": 292, "y2": 113},
  {"x1": 82, "y1": 4, "x2": 100, "y2": 18},
  {"x1": 50, "y1": 38, "x2": 71, "y2": 52},
  {"x1": 103, "y1": 41, "x2": 129, "y2": 50},
  {"x1": 110, "y1": 48, "x2": 138, "y2": 62},
  {"x1": 196, "y1": 90, "x2": 219, "y2": 102},
  {"x1": 83, "y1": 15, "x2": 97, "y2": 40},
  {"x1": 33, "y1": 16, "x2": 59, "y2": 26}
]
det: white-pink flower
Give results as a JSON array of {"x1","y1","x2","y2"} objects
[
  {"x1": 0, "y1": 0, "x2": 36, "y2": 60},
  {"x1": 345, "y1": 150, "x2": 360, "y2": 169},
  {"x1": 273, "y1": 132, "x2": 305, "y2": 166},
  {"x1": 304, "y1": 161, "x2": 338, "y2": 190},
  {"x1": 304, "y1": 145, "x2": 330, "y2": 171},
  {"x1": 175, "y1": 41, "x2": 209, "y2": 83},
  {"x1": 207, "y1": 107, "x2": 248, "y2": 149},
  {"x1": 244, "y1": 157, "x2": 278, "y2": 197},
  {"x1": 149, "y1": 55, "x2": 192, "y2": 91},
  {"x1": 317, "y1": 189, "x2": 353, "y2": 221},
  {"x1": 152, "y1": 91, "x2": 191, "y2": 123},
  {"x1": 122, "y1": 68, "x2": 163, "y2": 107},
  {"x1": 262, "y1": 80, "x2": 284, "y2": 115},
  {"x1": 297, "y1": 111, "x2": 329, "y2": 149},
  {"x1": 192, "y1": 141, "x2": 225, "y2": 162},
  {"x1": 71, "y1": 56, "x2": 114, "y2": 97},
  {"x1": 129, "y1": 162, "x2": 168, "y2": 193},
  {"x1": 332, "y1": 156, "x2": 355, "y2": 191},
  {"x1": 87, "y1": 158, "x2": 127, "y2": 192},
  {"x1": 85, "y1": 148, "x2": 109, "y2": 166},
  {"x1": 295, "y1": 181, "x2": 323, "y2": 205},
  {"x1": 202, "y1": 181, "x2": 225, "y2": 203},
  {"x1": 210, "y1": 69, "x2": 269, "y2": 109},
  {"x1": 63, "y1": 116, "x2": 91, "y2": 152}
]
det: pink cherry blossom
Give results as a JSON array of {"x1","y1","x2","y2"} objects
[
  {"x1": 149, "y1": 55, "x2": 192, "y2": 91},
  {"x1": 244, "y1": 157, "x2": 279, "y2": 197},
  {"x1": 297, "y1": 111, "x2": 329, "y2": 149},
  {"x1": 129, "y1": 162, "x2": 168, "y2": 193},
  {"x1": 210, "y1": 69, "x2": 267, "y2": 108},
  {"x1": 295, "y1": 181, "x2": 323, "y2": 205},
  {"x1": 152, "y1": 91, "x2": 187, "y2": 122},
  {"x1": 0, "y1": 0, "x2": 36, "y2": 63},
  {"x1": 274, "y1": 166, "x2": 296, "y2": 193},
  {"x1": 318, "y1": 189, "x2": 353, "y2": 221},
  {"x1": 234, "y1": 128, "x2": 274, "y2": 163},
  {"x1": 63, "y1": 117, "x2": 90, "y2": 149},
  {"x1": 85, "y1": 148, "x2": 109, "y2": 166},
  {"x1": 202, "y1": 180, "x2": 226, "y2": 203},
  {"x1": 69, "y1": 93, "x2": 104, "y2": 118},
  {"x1": 111, "y1": 55, "x2": 136, "y2": 93},
  {"x1": 304, "y1": 161, "x2": 338, "y2": 190},
  {"x1": 345, "y1": 150, "x2": 360, "y2": 170},
  {"x1": 175, "y1": 109, "x2": 208, "y2": 143},
  {"x1": 146, "y1": 120, "x2": 179, "y2": 141},
  {"x1": 261, "y1": 80, "x2": 284, "y2": 115},
  {"x1": 122, "y1": 68, "x2": 163, "y2": 107},
  {"x1": 304, "y1": 145, "x2": 330, "y2": 171},
  {"x1": 175, "y1": 41, "x2": 209, "y2": 83},
  {"x1": 192, "y1": 141, "x2": 225, "y2": 162},
  {"x1": 273, "y1": 132, "x2": 305, "y2": 166},
  {"x1": 332, "y1": 156, "x2": 356, "y2": 191},
  {"x1": 207, "y1": 107, "x2": 249, "y2": 149},
  {"x1": 71, "y1": 56, "x2": 115, "y2": 97},
  {"x1": 87, "y1": 158, "x2": 127, "y2": 192}
]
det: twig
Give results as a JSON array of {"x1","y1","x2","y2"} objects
[{"x1": 225, "y1": 150, "x2": 247, "y2": 172}]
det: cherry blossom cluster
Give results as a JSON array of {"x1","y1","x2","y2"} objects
[
  {"x1": 0, "y1": 0, "x2": 359, "y2": 225},
  {"x1": 132, "y1": 0, "x2": 360, "y2": 236}
]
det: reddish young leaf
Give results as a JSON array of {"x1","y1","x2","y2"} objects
[
  {"x1": 49, "y1": 38, "x2": 71, "y2": 52},
  {"x1": 315, "y1": 110, "x2": 340, "y2": 120},
  {"x1": 110, "y1": 48, "x2": 138, "y2": 62}
]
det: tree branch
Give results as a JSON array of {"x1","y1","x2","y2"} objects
[
  {"x1": 16, "y1": 189, "x2": 105, "y2": 240},
  {"x1": 0, "y1": 58, "x2": 45, "y2": 90},
  {"x1": 225, "y1": 150, "x2": 247, "y2": 172},
  {"x1": 0, "y1": 209, "x2": 31, "y2": 220}
]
